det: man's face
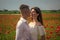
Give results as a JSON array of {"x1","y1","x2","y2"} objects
[{"x1": 23, "y1": 8, "x2": 31, "y2": 18}]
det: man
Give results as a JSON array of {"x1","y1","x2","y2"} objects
[{"x1": 15, "y1": 4, "x2": 32, "y2": 40}]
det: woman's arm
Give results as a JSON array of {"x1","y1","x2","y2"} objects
[
  {"x1": 39, "y1": 26, "x2": 46, "y2": 40},
  {"x1": 40, "y1": 35, "x2": 45, "y2": 40}
]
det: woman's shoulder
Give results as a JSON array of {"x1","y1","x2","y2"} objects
[
  {"x1": 29, "y1": 22, "x2": 35, "y2": 28},
  {"x1": 29, "y1": 22, "x2": 33, "y2": 25}
]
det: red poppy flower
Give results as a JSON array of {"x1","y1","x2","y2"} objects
[
  {"x1": 57, "y1": 26, "x2": 60, "y2": 29},
  {"x1": 50, "y1": 26, "x2": 54, "y2": 28},
  {"x1": 46, "y1": 35, "x2": 51, "y2": 39},
  {"x1": 50, "y1": 31, "x2": 53, "y2": 34},
  {"x1": 44, "y1": 26, "x2": 47, "y2": 28},
  {"x1": 5, "y1": 31, "x2": 10, "y2": 34},
  {"x1": 45, "y1": 30, "x2": 49, "y2": 33},
  {"x1": 56, "y1": 28, "x2": 60, "y2": 33}
]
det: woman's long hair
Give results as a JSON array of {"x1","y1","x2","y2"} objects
[{"x1": 31, "y1": 7, "x2": 43, "y2": 25}]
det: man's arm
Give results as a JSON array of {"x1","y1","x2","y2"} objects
[{"x1": 16, "y1": 22, "x2": 24, "y2": 40}]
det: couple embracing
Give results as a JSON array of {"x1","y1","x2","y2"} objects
[{"x1": 15, "y1": 4, "x2": 46, "y2": 40}]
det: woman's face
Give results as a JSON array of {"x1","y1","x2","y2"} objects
[{"x1": 31, "y1": 9, "x2": 38, "y2": 19}]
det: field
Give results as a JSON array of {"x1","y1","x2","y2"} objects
[{"x1": 0, "y1": 13, "x2": 60, "y2": 40}]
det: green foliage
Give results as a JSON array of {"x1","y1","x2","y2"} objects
[
  {"x1": 0, "y1": 10, "x2": 3, "y2": 12},
  {"x1": 3, "y1": 9, "x2": 8, "y2": 12},
  {"x1": 0, "y1": 10, "x2": 60, "y2": 14},
  {"x1": 42, "y1": 10, "x2": 60, "y2": 13},
  {"x1": 0, "y1": 10, "x2": 20, "y2": 14}
]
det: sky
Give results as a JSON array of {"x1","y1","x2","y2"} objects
[{"x1": 0, "y1": 0, "x2": 60, "y2": 10}]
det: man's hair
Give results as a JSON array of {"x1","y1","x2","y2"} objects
[{"x1": 20, "y1": 4, "x2": 29, "y2": 10}]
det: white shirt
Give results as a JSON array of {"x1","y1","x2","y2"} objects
[
  {"x1": 16, "y1": 17, "x2": 32, "y2": 40},
  {"x1": 29, "y1": 22, "x2": 45, "y2": 40}
]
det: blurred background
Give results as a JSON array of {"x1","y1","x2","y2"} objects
[{"x1": 0, "y1": 0, "x2": 60, "y2": 40}]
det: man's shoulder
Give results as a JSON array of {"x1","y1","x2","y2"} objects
[{"x1": 17, "y1": 20, "x2": 27, "y2": 26}]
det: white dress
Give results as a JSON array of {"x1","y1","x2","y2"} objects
[{"x1": 29, "y1": 22, "x2": 45, "y2": 40}]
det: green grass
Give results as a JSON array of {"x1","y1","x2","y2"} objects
[{"x1": 0, "y1": 10, "x2": 60, "y2": 14}]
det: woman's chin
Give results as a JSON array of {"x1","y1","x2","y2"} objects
[{"x1": 32, "y1": 18, "x2": 35, "y2": 19}]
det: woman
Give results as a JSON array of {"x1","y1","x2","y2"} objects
[{"x1": 29, "y1": 7, "x2": 46, "y2": 40}]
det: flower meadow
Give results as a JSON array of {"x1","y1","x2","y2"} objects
[{"x1": 0, "y1": 13, "x2": 60, "y2": 40}]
